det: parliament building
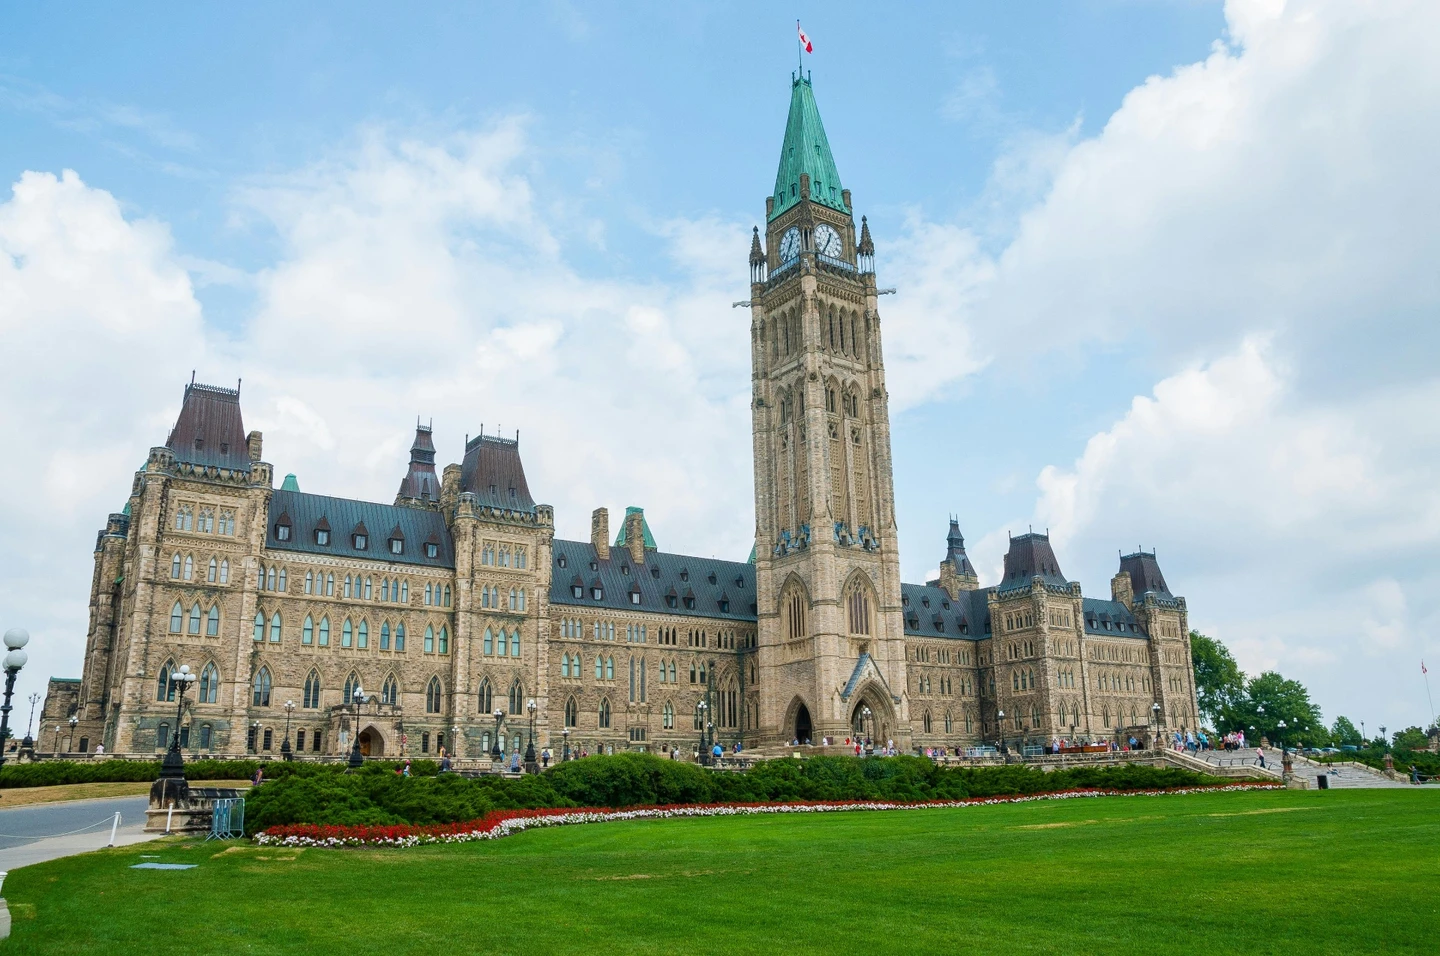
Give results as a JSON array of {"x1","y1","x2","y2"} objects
[{"x1": 45, "y1": 75, "x2": 1200, "y2": 759}]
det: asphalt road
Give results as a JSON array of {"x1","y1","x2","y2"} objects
[{"x1": 0, "y1": 796, "x2": 149, "y2": 851}]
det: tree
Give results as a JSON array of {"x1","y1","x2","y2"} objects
[
  {"x1": 1331, "y1": 716, "x2": 1362, "y2": 746},
  {"x1": 1220, "y1": 671, "x2": 1325, "y2": 747},
  {"x1": 1190, "y1": 631, "x2": 1244, "y2": 726},
  {"x1": 1393, "y1": 726, "x2": 1428, "y2": 751}
]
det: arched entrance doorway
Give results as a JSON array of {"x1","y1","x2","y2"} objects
[
  {"x1": 794, "y1": 704, "x2": 812, "y2": 744},
  {"x1": 358, "y1": 728, "x2": 384, "y2": 757}
]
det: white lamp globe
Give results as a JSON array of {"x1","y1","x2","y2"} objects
[
  {"x1": 4, "y1": 649, "x2": 27, "y2": 670},
  {"x1": 3, "y1": 628, "x2": 29, "y2": 650}
]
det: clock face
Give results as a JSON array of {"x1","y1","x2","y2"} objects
[
  {"x1": 814, "y1": 223, "x2": 843, "y2": 258},
  {"x1": 778, "y1": 227, "x2": 801, "y2": 261}
]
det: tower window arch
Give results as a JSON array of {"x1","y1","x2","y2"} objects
[
  {"x1": 206, "y1": 604, "x2": 220, "y2": 636},
  {"x1": 426, "y1": 677, "x2": 442, "y2": 714},
  {"x1": 156, "y1": 659, "x2": 176, "y2": 702},
  {"x1": 252, "y1": 666, "x2": 272, "y2": 707},
  {"x1": 598, "y1": 697, "x2": 611, "y2": 729},
  {"x1": 508, "y1": 680, "x2": 524, "y2": 716},
  {"x1": 477, "y1": 678, "x2": 493, "y2": 714},
  {"x1": 188, "y1": 603, "x2": 202, "y2": 635},
  {"x1": 303, "y1": 669, "x2": 321, "y2": 709},
  {"x1": 170, "y1": 602, "x2": 184, "y2": 634},
  {"x1": 564, "y1": 695, "x2": 578, "y2": 728},
  {"x1": 382, "y1": 673, "x2": 399, "y2": 706},
  {"x1": 198, "y1": 662, "x2": 219, "y2": 703}
]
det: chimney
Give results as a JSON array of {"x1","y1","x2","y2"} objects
[
  {"x1": 591, "y1": 507, "x2": 610, "y2": 560},
  {"x1": 1111, "y1": 571, "x2": 1134, "y2": 610},
  {"x1": 246, "y1": 430, "x2": 263, "y2": 462},
  {"x1": 624, "y1": 509, "x2": 645, "y2": 566}
]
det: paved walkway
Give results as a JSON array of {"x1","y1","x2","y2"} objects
[
  {"x1": 0, "y1": 796, "x2": 160, "y2": 871},
  {"x1": 1182, "y1": 747, "x2": 1415, "y2": 788}
]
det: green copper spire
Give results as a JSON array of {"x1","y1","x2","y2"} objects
[
  {"x1": 281, "y1": 473, "x2": 300, "y2": 492},
  {"x1": 770, "y1": 74, "x2": 849, "y2": 222}
]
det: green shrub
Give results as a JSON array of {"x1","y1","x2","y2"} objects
[{"x1": 546, "y1": 752, "x2": 717, "y2": 807}]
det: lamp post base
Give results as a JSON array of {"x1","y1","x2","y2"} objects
[{"x1": 159, "y1": 740, "x2": 187, "y2": 780}]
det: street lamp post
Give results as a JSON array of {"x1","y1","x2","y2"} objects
[
  {"x1": 159, "y1": 664, "x2": 196, "y2": 779},
  {"x1": 347, "y1": 685, "x2": 365, "y2": 769},
  {"x1": 491, "y1": 708, "x2": 505, "y2": 762},
  {"x1": 861, "y1": 705, "x2": 872, "y2": 754},
  {"x1": 23, "y1": 691, "x2": 40, "y2": 756},
  {"x1": 524, "y1": 698, "x2": 538, "y2": 774},
  {"x1": 281, "y1": 700, "x2": 295, "y2": 761},
  {"x1": 997, "y1": 709, "x2": 1006, "y2": 757},
  {"x1": 67, "y1": 714, "x2": 77, "y2": 752},
  {"x1": 1151, "y1": 702, "x2": 1161, "y2": 749},
  {"x1": 562, "y1": 727, "x2": 571, "y2": 762},
  {"x1": 0, "y1": 628, "x2": 31, "y2": 768},
  {"x1": 451, "y1": 724, "x2": 461, "y2": 761},
  {"x1": 696, "y1": 700, "x2": 708, "y2": 764},
  {"x1": 251, "y1": 720, "x2": 261, "y2": 754}
]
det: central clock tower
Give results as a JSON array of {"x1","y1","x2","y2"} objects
[{"x1": 749, "y1": 73, "x2": 910, "y2": 748}]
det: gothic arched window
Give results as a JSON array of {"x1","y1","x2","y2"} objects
[
  {"x1": 343, "y1": 672, "x2": 361, "y2": 705},
  {"x1": 426, "y1": 677, "x2": 442, "y2": 714},
  {"x1": 252, "y1": 666, "x2": 272, "y2": 707},
  {"x1": 156, "y1": 659, "x2": 175, "y2": 702},
  {"x1": 188, "y1": 603, "x2": 202, "y2": 635},
  {"x1": 198, "y1": 662, "x2": 219, "y2": 704},
  {"x1": 206, "y1": 604, "x2": 220, "y2": 636},
  {"x1": 477, "y1": 678, "x2": 493, "y2": 714},
  {"x1": 508, "y1": 680, "x2": 523, "y2": 715},
  {"x1": 382, "y1": 674, "x2": 398, "y2": 706},
  {"x1": 598, "y1": 697, "x2": 611, "y2": 729},
  {"x1": 170, "y1": 602, "x2": 183, "y2": 633},
  {"x1": 303, "y1": 670, "x2": 321, "y2": 709},
  {"x1": 564, "y1": 696, "x2": 578, "y2": 728}
]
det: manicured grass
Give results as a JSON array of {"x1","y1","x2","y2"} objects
[
  {"x1": 0, "y1": 780, "x2": 249, "y2": 809},
  {"x1": 4, "y1": 789, "x2": 1435, "y2": 954}
]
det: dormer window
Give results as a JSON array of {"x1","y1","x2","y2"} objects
[
  {"x1": 719, "y1": 598, "x2": 730, "y2": 613},
  {"x1": 194, "y1": 438, "x2": 203, "y2": 451},
  {"x1": 316, "y1": 529, "x2": 330, "y2": 546},
  {"x1": 735, "y1": 575, "x2": 745, "y2": 588},
  {"x1": 679, "y1": 569, "x2": 689, "y2": 582},
  {"x1": 630, "y1": 589, "x2": 641, "y2": 605},
  {"x1": 557, "y1": 555, "x2": 567, "y2": 569},
  {"x1": 621, "y1": 565, "x2": 630, "y2": 575},
  {"x1": 650, "y1": 567, "x2": 660, "y2": 579},
  {"x1": 572, "y1": 585, "x2": 583, "y2": 599},
  {"x1": 276, "y1": 525, "x2": 291, "y2": 541},
  {"x1": 665, "y1": 590, "x2": 678, "y2": 609},
  {"x1": 707, "y1": 573, "x2": 716, "y2": 585},
  {"x1": 425, "y1": 542, "x2": 438, "y2": 559},
  {"x1": 592, "y1": 587, "x2": 603, "y2": 600},
  {"x1": 590, "y1": 561, "x2": 599, "y2": 571},
  {"x1": 219, "y1": 443, "x2": 228, "y2": 455},
  {"x1": 391, "y1": 538, "x2": 404, "y2": 555},
  {"x1": 354, "y1": 534, "x2": 368, "y2": 550}
]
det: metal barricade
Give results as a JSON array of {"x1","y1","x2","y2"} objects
[{"x1": 207, "y1": 797, "x2": 245, "y2": 841}]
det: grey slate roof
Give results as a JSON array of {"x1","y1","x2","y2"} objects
[
  {"x1": 900, "y1": 584, "x2": 989, "y2": 641},
  {"x1": 1081, "y1": 597, "x2": 1148, "y2": 639},
  {"x1": 266, "y1": 489, "x2": 454, "y2": 569},
  {"x1": 397, "y1": 424, "x2": 441, "y2": 501},
  {"x1": 549, "y1": 540, "x2": 757, "y2": 623},
  {"x1": 166, "y1": 381, "x2": 251, "y2": 471}
]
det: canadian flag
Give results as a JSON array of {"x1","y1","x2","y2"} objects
[
  {"x1": 1424, "y1": 661, "x2": 1429, "y2": 675},
  {"x1": 798, "y1": 22, "x2": 813, "y2": 54}
]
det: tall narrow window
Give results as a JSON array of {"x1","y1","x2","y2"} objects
[
  {"x1": 510, "y1": 630, "x2": 520, "y2": 657},
  {"x1": 598, "y1": 697, "x2": 611, "y2": 729},
  {"x1": 342, "y1": 618, "x2": 353, "y2": 648},
  {"x1": 358, "y1": 620, "x2": 368, "y2": 649},
  {"x1": 269, "y1": 612, "x2": 282, "y2": 643},
  {"x1": 170, "y1": 602, "x2": 184, "y2": 633},
  {"x1": 318, "y1": 616, "x2": 330, "y2": 646},
  {"x1": 395, "y1": 623, "x2": 405, "y2": 651},
  {"x1": 171, "y1": 553, "x2": 182, "y2": 579},
  {"x1": 565, "y1": 696, "x2": 578, "y2": 727},
  {"x1": 483, "y1": 627, "x2": 494, "y2": 655},
  {"x1": 184, "y1": 555, "x2": 193, "y2": 580},
  {"x1": 206, "y1": 604, "x2": 220, "y2": 636},
  {"x1": 508, "y1": 680, "x2": 523, "y2": 715},
  {"x1": 424, "y1": 625, "x2": 434, "y2": 654},
  {"x1": 380, "y1": 621, "x2": 390, "y2": 650},
  {"x1": 303, "y1": 615, "x2": 314, "y2": 645},
  {"x1": 303, "y1": 670, "x2": 321, "y2": 708},
  {"x1": 382, "y1": 674, "x2": 398, "y2": 705},
  {"x1": 478, "y1": 678, "x2": 492, "y2": 713},
  {"x1": 252, "y1": 666, "x2": 272, "y2": 707},
  {"x1": 207, "y1": 557, "x2": 217, "y2": 582},
  {"x1": 426, "y1": 677, "x2": 442, "y2": 714},
  {"x1": 156, "y1": 659, "x2": 175, "y2": 702},
  {"x1": 438, "y1": 626, "x2": 448, "y2": 654},
  {"x1": 305, "y1": 571, "x2": 314, "y2": 594},
  {"x1": 253, "y1": 611, "x2": 265, "y2": 642},
  {"x1": 188, "y1": 603, "x2": 202, "y2": 635},
  {"x1": 219, "y1": 559, "x2": 229, "y2": 584},
  {"x1": 199, "y1": 662, "x2": 219, "y2": 703}
]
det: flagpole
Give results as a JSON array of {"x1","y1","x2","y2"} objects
[
  {"x1": 1425, "y1": 663, "x2": 1436, "y2": 729},
  {"x1": 797, "y1": 20, "x2": 802, "y2": 77}
]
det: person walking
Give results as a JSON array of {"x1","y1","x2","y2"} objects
[
  {"x1": 541, "y1": 748, "x2": 551, "y2": 769},
  {"x1": 1257, "y1": 747, "x2": 1266, "y2": 769}
]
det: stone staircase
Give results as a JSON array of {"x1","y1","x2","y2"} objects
[{"x1": 1181, "y1": 746, "x2": 1415, "y2": 789}]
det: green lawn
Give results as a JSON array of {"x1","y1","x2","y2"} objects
[{"x1": 4, "y1": 789, "x2": 1435, "y2": 954}]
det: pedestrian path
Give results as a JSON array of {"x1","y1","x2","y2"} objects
[
  {"x1": 0, "y1": 796, "x2": 160, "y2": 871},
  {"x1": 1184, "y1": 747, "x2": 1414, "y2": 789}
]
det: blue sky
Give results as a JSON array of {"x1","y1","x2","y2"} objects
[{"x1": 3, "y1": 1, "x2": 1438, "y2": 736}]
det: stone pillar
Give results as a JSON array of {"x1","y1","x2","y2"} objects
[{"x1": 591, "y1": 508, "x2": 609, "y2": 560}]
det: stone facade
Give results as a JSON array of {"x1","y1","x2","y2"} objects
[{"x1": 44, "y1": 75, "x2": 1200, "y2": 759}]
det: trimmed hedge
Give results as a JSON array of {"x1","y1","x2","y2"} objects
[{"x1": 243, "y1": 754, "x2": 1227, "y2": 835}]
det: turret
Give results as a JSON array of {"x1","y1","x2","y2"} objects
[
  {"x1": 396, "y1": 421, "x2": 441, "y2": 508},
  {"x1": 931, "y1": 518, "x2": 979, "y2": 598}
]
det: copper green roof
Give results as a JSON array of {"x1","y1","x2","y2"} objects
[
  {"x1": 281, "y1": 474, "x2": 300, "y2": 492},
  {"x1": 770, "y1": 75, "x2": 849, "y2": 222},
  {"x1": 613, "y1": 506, "x2": 657, "y2": 550}
]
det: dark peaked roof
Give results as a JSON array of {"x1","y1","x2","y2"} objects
[
  {"x1": 943, "y1": 518, "x2": 976, "y2": 577},
  {"x1": 1120, "y1": 550, "x2": 1172, "y2": 598},
  {"x1": 397, "y1": 423, "x2": 441, "y2": 501},
  {"x1": 460, "y1": 434, "x2": 535, "y2": 512},
  {"x1": 999, "y1": 532, "x2": 1069, "y2": 592},
  {"x1": 266, "y1": 489, "x2": 454, "y2": 569},
  {"x1": 166, "y1": 381, "x2": 250, "y2": 470}
]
